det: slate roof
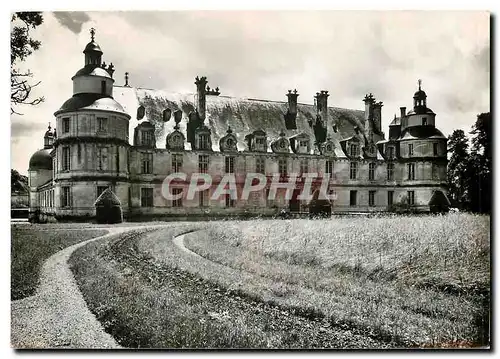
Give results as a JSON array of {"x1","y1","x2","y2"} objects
[
  {"x1": 113, "y1": 86, "x2": 366, "y2": 155},
  {"x1": 399, "y1": 126, "x2": 447, "y2": 141}
]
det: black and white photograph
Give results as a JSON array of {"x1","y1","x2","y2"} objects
[{"x1": 9, "y1": 9, "x2": 490, "y2": 350}]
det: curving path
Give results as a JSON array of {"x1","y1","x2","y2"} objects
[{"x1": 11, "y1": 225, "x2": 168, "y2": 349}]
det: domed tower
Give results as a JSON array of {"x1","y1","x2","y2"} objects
[
  {"x1": 397, "y1": 80, "x2": 449, "y2": 211},
  {"x1": 52, "y1": 28, "x2": 130, "y2": 219},
  {"x1": 28, "y1": 124, "x2": 55, "y2": 220}
]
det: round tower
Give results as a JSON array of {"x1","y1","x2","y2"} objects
[
  {"x1": 397, "y1": 80, "x2": 449, "y2": 211},
  {"x1": 52, "y1": 28, "x2": 130, "y2": 220}
]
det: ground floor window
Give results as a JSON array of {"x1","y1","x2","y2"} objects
[
  {"x1": 225, "y1": 194, "x2": 235, "y2": 208},
  {"x1": 172, "y1": 188, "x2": 183, "y2": 207},
  {"x1": 350, "y1": 190, "x2": 357, "y2": 206},
  {"x1": 199, "y1": 189, "x2": 209, "y2": 207},
  {"x1": 407, "y1": 190, "x2": 415, "y2": 205},
  {"x1": 369, "y1": 190, "x2": 376, "y2": 207},
  {"x1": 61, "y1": 187, "x2": 71, "y2": 208},
  {"x1": 388, "y1": 190, "x2": 394, "y2": 207},
  {"x1": 141, "y1": 188, "x2": 154, "y2": 207}
]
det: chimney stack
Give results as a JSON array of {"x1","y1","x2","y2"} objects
[
  {"x1": 400, "y1": 107, "x2": 406, "y2": 118},
  {"x1": 363, "y1": 93, "x2": 376, "y2": 121},
  {"x1": 195, "y1": 76, "x2": 208, "y2": 122},
  {"x1": 372, "y1": 101, "x2": 383, "y2": 131},
  {"x1": 286, "y1": 89, "x2": 299, "y2": 115},
  {"x1": 316, "y1": 90, "x2": 329, "y2": 123}
]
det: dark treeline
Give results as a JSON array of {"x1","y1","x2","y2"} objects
[{"x1": 447, "y1": 112, "x2": 491, "y2": 213}]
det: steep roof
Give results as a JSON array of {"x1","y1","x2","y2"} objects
[
  {"x1": 399, "y1": 126, "x2": 446, "y2": 141},
  {"x1": 113, "y1": 86, "x2": 366, "y2": 154}
]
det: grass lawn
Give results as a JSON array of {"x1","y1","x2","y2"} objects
[
  {"x1": 68, "y1": 213, "x2": 490, "y2": 349},
  {"x1": 11, "y1": 224, "x2": 108, "y2": 300},
  {"x1": 184, "y1": 213, "x2": 490, "y2": 347},
  {"x1": 70, "y1": 225, "x2": 390, "y2": 348}
]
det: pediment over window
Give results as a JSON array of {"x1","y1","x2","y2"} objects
[
  {"x1": 363, "y1": 142, "x2": 378, "y2": 159},
  {"x1": 166, "y1": 130, "x2": 185, "y2": 150},
  {"x1": 339, "y1": 136, "x2": 361, "y2": 159},
  {"x1": 244, "y1": 129, "x2": 267, "y2": 152},
  {"x1": 270, "y1": 131, "x2": 290, "y2": 154},
  {"x1": 289, "y1": 133, "x2": 310, "y2": 154},
  {"x1": 219, "y1": 127, "x2": 238, "y2": 152},
  {"x1": 320, "y1": 138, "x2": 336, "y2": 157}
]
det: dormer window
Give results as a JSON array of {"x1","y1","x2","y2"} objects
[
  {"x1": 299, "y1": 140, "x2": 308, "y2": 147},
  {"x1": 141, "y1": 131, "x2": 154, "y2": 146},
  {"x1": 387, "y1": 146, "x2": 395, "y2": 159},
  {"x1": 256, "y1": 138, "x2": 265, "y2": 146},
  {"x1": 350, "y1": 144, "x2": 358, "y2": 157},
  {"x1": 198, "y1": 134, "x2": 210, "y2": 150}
]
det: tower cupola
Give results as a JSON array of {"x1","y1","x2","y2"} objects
[
  {"x1": 83, "y1": 28, "x2": 103, "y2": 66},
  {"x1": 413, "y1": 79, "x2": 428, "y2": 114},
  {"x1": 43, "y1": 123, "x2": 54, "y2": 149}
]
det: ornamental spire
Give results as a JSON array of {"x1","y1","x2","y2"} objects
[
  {"x1": 418, "y1": 79, "x2": 422, "y2": 91},
  {"x1": 90, "y1": 27, "x2": 95, "y2": 41}
]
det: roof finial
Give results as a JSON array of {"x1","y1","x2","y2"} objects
[
  {"x1": 418, "y1": 79, "x2": 422, "y2": 91},
  {"x1": 125, "y1": 72, "x2": 129, "y2": 87},
  {"x1": 48, "y1": 122, "x2": 51, "y2": 131},
  {"x1": 90, "y1": 27, "x2": 95, "y2": 42}
]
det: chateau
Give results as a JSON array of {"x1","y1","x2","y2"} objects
[{"x1": 28, "y1": 30, "x2": 450, "y2": 221}]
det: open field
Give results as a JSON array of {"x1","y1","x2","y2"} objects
[
  {"x1": 11, "y1": 224, "x2": 108, "y2": 300},
  {"x1": 68, "y1": 213, "x2": 489, "y2": 348}
]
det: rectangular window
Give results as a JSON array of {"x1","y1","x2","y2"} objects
[
  {"x1": 141, "y1": 188, "x2": 154, "y2": 207},
  {"x1": 325, "y1": 160, "x2": 334, "y2": 178},
  {"x1": 141, "y1": 131, "x2": 154, "y2": 146},
  {"x1": 350, "y1": 190, "x2": 357, "y2": 206},
  {"x1": 256, "y1": 137, "x2": 265, "y2": 146},
  {"x1": 407, "y1": 163, "x2": 415, "y2": 180},
  {"x1": 62, "y1": 147, "x2": 71, "y2": 171},
  {"x1": 199, "y1": 155, "x2": 209, "y2": 173},
  {"x1": 256, "y1": 157, "x2": 265, "y2": 174},
  {"x1": 172, "y1": 154, "x2": 183, "y2": 173},
  {"x1": 368, "y1": 162, "x2": 376, "y2": 181},
  {"x1": 198, "y1": 134, "x2": 209, "y2": 150},
  {"x1": 225, "y1": 156, "x2": 235, "y2": 174},
  {"x1": 62, "y1": 118, "x2": 70, "y2": 133},
  {"x1": 422, "y1": 118, "x2": 428, "y2": 126},
  {"x1": 98, "y1": 147, "x2": 109, "y2": 171},
  {"x1": 387, "y1": 162, "x2": 394, "y2": 181},
  {"x1": 225, "y1": 194, "x2": 235, "y2": 208},
  {"x1": 433, "y1": 143, "x2": 438, "y2": 156},
  {"x1": 61, "y1": 187, "x2": 71, "y2": 208},
  {"x1": 97, "y1": 117, "x2": 108, "y2": 132},
  {"x1": 388, "y1": 191, "x2": 394, "y2": 207},
  {"x1": 369, "y1": 190, "x2": 376, "y2": 207},
  {"x1": 300, "y1": 158, "x2": 308, "y2": 174},
  {"x1": 350, "y1": 143, "x2": 358, "y2": 157},
  {"x1": 349, "y1": 161, "x2": 358, "y2": 180},
  {"x1": 199, "y1": 189, "x2": 209, "y2": 207},
  {"x1": 141, "y1": 152, "x2": 153, "y2": 174},
  {"x1": 408, "y1": 144, "x2": 414, "y2": 156},
  {"x1": 172, "y1": 188, "x2": 183, "y2": 207},
  {"x1": 299, "y1": 140, "x2": 308, "y2": 147},
  {"x1": 408, "y1": 190, "x2": 415, "y2": 205},
  {"x1": 278, "y1": 158, "x2": 287, "y2": 177},
  {"x1": 97, "y1": 186, "x2": 108, "y2": 199},
  {"x1": 77, "y1": 144, "x2": 82, "y2": 163},
  {"x1": 101, "y1": 80, "x2": 106, "y2": 94}
]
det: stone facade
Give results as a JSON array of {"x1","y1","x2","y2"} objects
[{"x1": 27, "y1": 31, "x2": 450, "y2": 222}]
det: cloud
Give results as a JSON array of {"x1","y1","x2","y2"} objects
[{"x1": 53, "y1": 11, "x2": 91, "y2": 34}]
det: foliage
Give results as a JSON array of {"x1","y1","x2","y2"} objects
[
  {"x1": 447, "y1": 113, "x2": 491, "y2": 213},
  {"x1": 11, "y1": 12, "x2": 44, "y2": 115},
  {"x1": 11, "y1": 169, "x2": 28, "y2": 193}
]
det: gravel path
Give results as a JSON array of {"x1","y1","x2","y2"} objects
[{"x1": 11, "y1": 225, "x2": 166, "y2": 349}]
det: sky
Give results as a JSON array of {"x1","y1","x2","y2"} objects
[{"x1": 10, "y1": 10, "x2": 490, "y2": 175}]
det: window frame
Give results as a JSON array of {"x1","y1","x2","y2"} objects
[
  {"x1": 225, "y1": 156, "x2": 235, "y2": 174},
  {"x1": 141, "y1": 152, "x2": 153, "y2": 174},
  {"x1": 349, "y1": 161, "x2": 358, "y2": 180},
  {"x1": 407, "y1": 163, "x2": 415, "y2": 180},
  {"x1": 368, "y1": 162, "x2": 376, "y2": 181},
  {"x1": 407, "y1": 190, "x2": 415, "y2": 205},
  {"x1": 61, "y1": 186, "x2": 71, "y2": 208},
  {"x1": 387, "y1": 162, "x2": 394, "y2": 181},
  {"x1": 349, "y1": 190, "x2": 357, "y2": 206},
  {"x1": 369, "y1": 190, "x2": 376, "y2": 207},
  {"x1": 172, "y1": 188, "x2": 183, "y2": 207},
  {"x1": 387, "y1": 190, "x2": 394, "y2": 207},
  {"x1": 172, "y1": 154, "x2": 183, "y2": 173},
  {"x1": 325, "y1": 160, "x2": 334, "y2": 179},
  {"x1": 141, "y1": 187, "x2": 154, "y2": 207},
  {"x1": 62, "y1": 146, "x2": 71, "y2": 171},
  {"x1": 62, "y1": 118, "x2": 70, "y2": 133},
  {"x1": 255, "y1": 156, "x2": 265, "y2": 174},
  {"x1": 199, "y1": 154, "x2": 209, "y2": 174}
]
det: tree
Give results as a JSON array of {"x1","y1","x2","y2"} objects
[
  {"x1": 447, "y1": 129, "x2": 470, "y2": 208},
  {"x1": 468, "y1": 113, "x2": 492, "y2": 213},
  {"x1": 11, "y1": 12, "x2": 44, "y2": 115}
]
